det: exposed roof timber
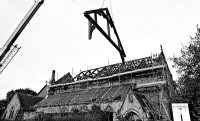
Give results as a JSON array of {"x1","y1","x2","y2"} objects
[
  {"x1": 73, "y1": 54, "x2": 165, "y2": 81},
  {"x1": 84, "y1": 8, "x2": 126, "y2": 63},
  {"x1": 50, "y1": 65, "x2": 165, "y2": 88}
]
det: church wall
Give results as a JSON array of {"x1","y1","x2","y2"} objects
[
  {"x1": 23, "y1": 111, "x2": 37, "y2": 120},
  {"x1": 4, "y1": 94, "x2": 21, "y2": 120},
  {"x1": 35, "y1": 64, "x2": 174, "y2": 121},
  {"x1": 120, "y1": 90, "x2": 147, "y2": 121}
]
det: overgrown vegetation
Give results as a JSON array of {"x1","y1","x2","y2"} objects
[
  {"x1": 171, "y1": 25, "x2": 200, "y2": 120},
  {"x1": 20, "y1": 105, "x2": 111, "y2": 121}
]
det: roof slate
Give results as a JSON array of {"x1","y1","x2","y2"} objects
[
  {"x1": 35, "y1": 86, "x2": 154, "y2": 113},
  {"x1": 54, "y1": 72, "x2": 73, "y2": 85},
  {"x1": 35, "y1": 85, "x2": 130, "y2": 108},
  {"x1": 17, "y1": 93, "x2": 44, "y2": 110}
]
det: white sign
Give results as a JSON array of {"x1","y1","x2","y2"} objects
[{"x1": 172, "y1": 103, "x2": 191, "y2": 121}]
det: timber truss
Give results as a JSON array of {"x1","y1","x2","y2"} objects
[
  {"x1": 84, "y1": 8, "x2": 126, "y2": 63},
  {"x1": 74, "y1": 53, "x2": 165, "y2": 81}
]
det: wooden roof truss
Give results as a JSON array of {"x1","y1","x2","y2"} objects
[{"x1": 84, "y1": 8, "x2": 126, "y2": 63}]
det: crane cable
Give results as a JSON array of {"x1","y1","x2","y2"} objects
[
  {"x1": 109, "y1": 0, "x2": 114, "y2": 20},
  {"x1": 101, "y1": 0, "x2": 114, "y2": 20},
  {"x1": 101, "y1": 0, "x2": 106, "y2": 8}
]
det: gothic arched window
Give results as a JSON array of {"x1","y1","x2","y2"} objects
[{"x1": 8, "y1": 106, "x2": 15, "y2": 119}]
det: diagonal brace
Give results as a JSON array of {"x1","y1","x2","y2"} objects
[{"x1": 84, "y1": 8, "x2": 126, "y2": 63}]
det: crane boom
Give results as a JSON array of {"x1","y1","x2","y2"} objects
[{"x1": 0, "y1": 0, "x2": 44, "y2": 68}]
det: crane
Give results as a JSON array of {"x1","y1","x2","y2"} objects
[{"x1": 0, "y1": 0, "x2": 44, "y2": 74}]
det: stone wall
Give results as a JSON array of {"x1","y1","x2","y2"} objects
[
  {"x1": 36, "y1": 101, "x2": 123, "y2": 114},
  {"x1": 23, "y1": 111, "x2": 37, "y2": 120},
  {"x1": 3, "y1": 94, "x2": 21, "y2": 120},
  {"x1": 120, "y1": 91, "x2": 147, "y2": 121},
  {"x1": 36, "y1": 65, "x2": 174, "y2": 121}
]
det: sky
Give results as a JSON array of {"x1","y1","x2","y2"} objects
[{"x1": 0, "y1": 0, "x2": 200, "y2": 99}]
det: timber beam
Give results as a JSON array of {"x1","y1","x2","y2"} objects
[{"x1": 84, "y1": 8, "x2": 126, "y2": 63}]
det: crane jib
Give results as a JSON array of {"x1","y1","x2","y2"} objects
[{"x1": 0, "y1": 0, "x2": 44, "y2": 69}]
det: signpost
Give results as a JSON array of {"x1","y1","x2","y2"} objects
[{"x1": 172, "y1": 103, "x2": 191, "y2": 121}]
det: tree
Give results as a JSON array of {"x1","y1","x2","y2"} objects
[
  {"x1": 0, "y1": 99, "x2": 7, "y2": 119},
  {"x1": 6, "y1": 88, "x2": 37, "y2": 103},
  {"x1": 171, "y1": 25, "x2": 200, "y2": 120}
]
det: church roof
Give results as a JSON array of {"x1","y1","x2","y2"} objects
[
  {"x1": 54, "y1": 72, "x2": 73, "y2": 84},
  {"x1": 35, "y1": 85, "x2": 156, "y2": 114},
  {"x1": 35, "y1": 85, "x2": 130, "y2": 108},
  {"x1": 38, "y1": 84, "x2": 48, "y2": 98},
  {"x1": 73, "y1": 52, "x2": 166, "y2": 82},
  {"x1": 17, "y1": 93, "x2": 44, "y2": 110}
]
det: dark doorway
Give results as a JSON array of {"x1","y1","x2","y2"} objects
[
  {"x1": 105, "y1": 112, "x2": 113, "y2": 121},
  {"x1": 124, "y1": 111, "x2": 142, "y2": 121}
]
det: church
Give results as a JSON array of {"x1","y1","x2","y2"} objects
[
  {"x1": 33, "y1": 50, "x2": 175, "y2": 121},
  {"x1": 1, "y1": 93, "x2": 43, "y2": 120}
]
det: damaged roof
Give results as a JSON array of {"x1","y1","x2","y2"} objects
[{"x1": 73, "y1": 52, "x2": 166, "y2": 81}]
